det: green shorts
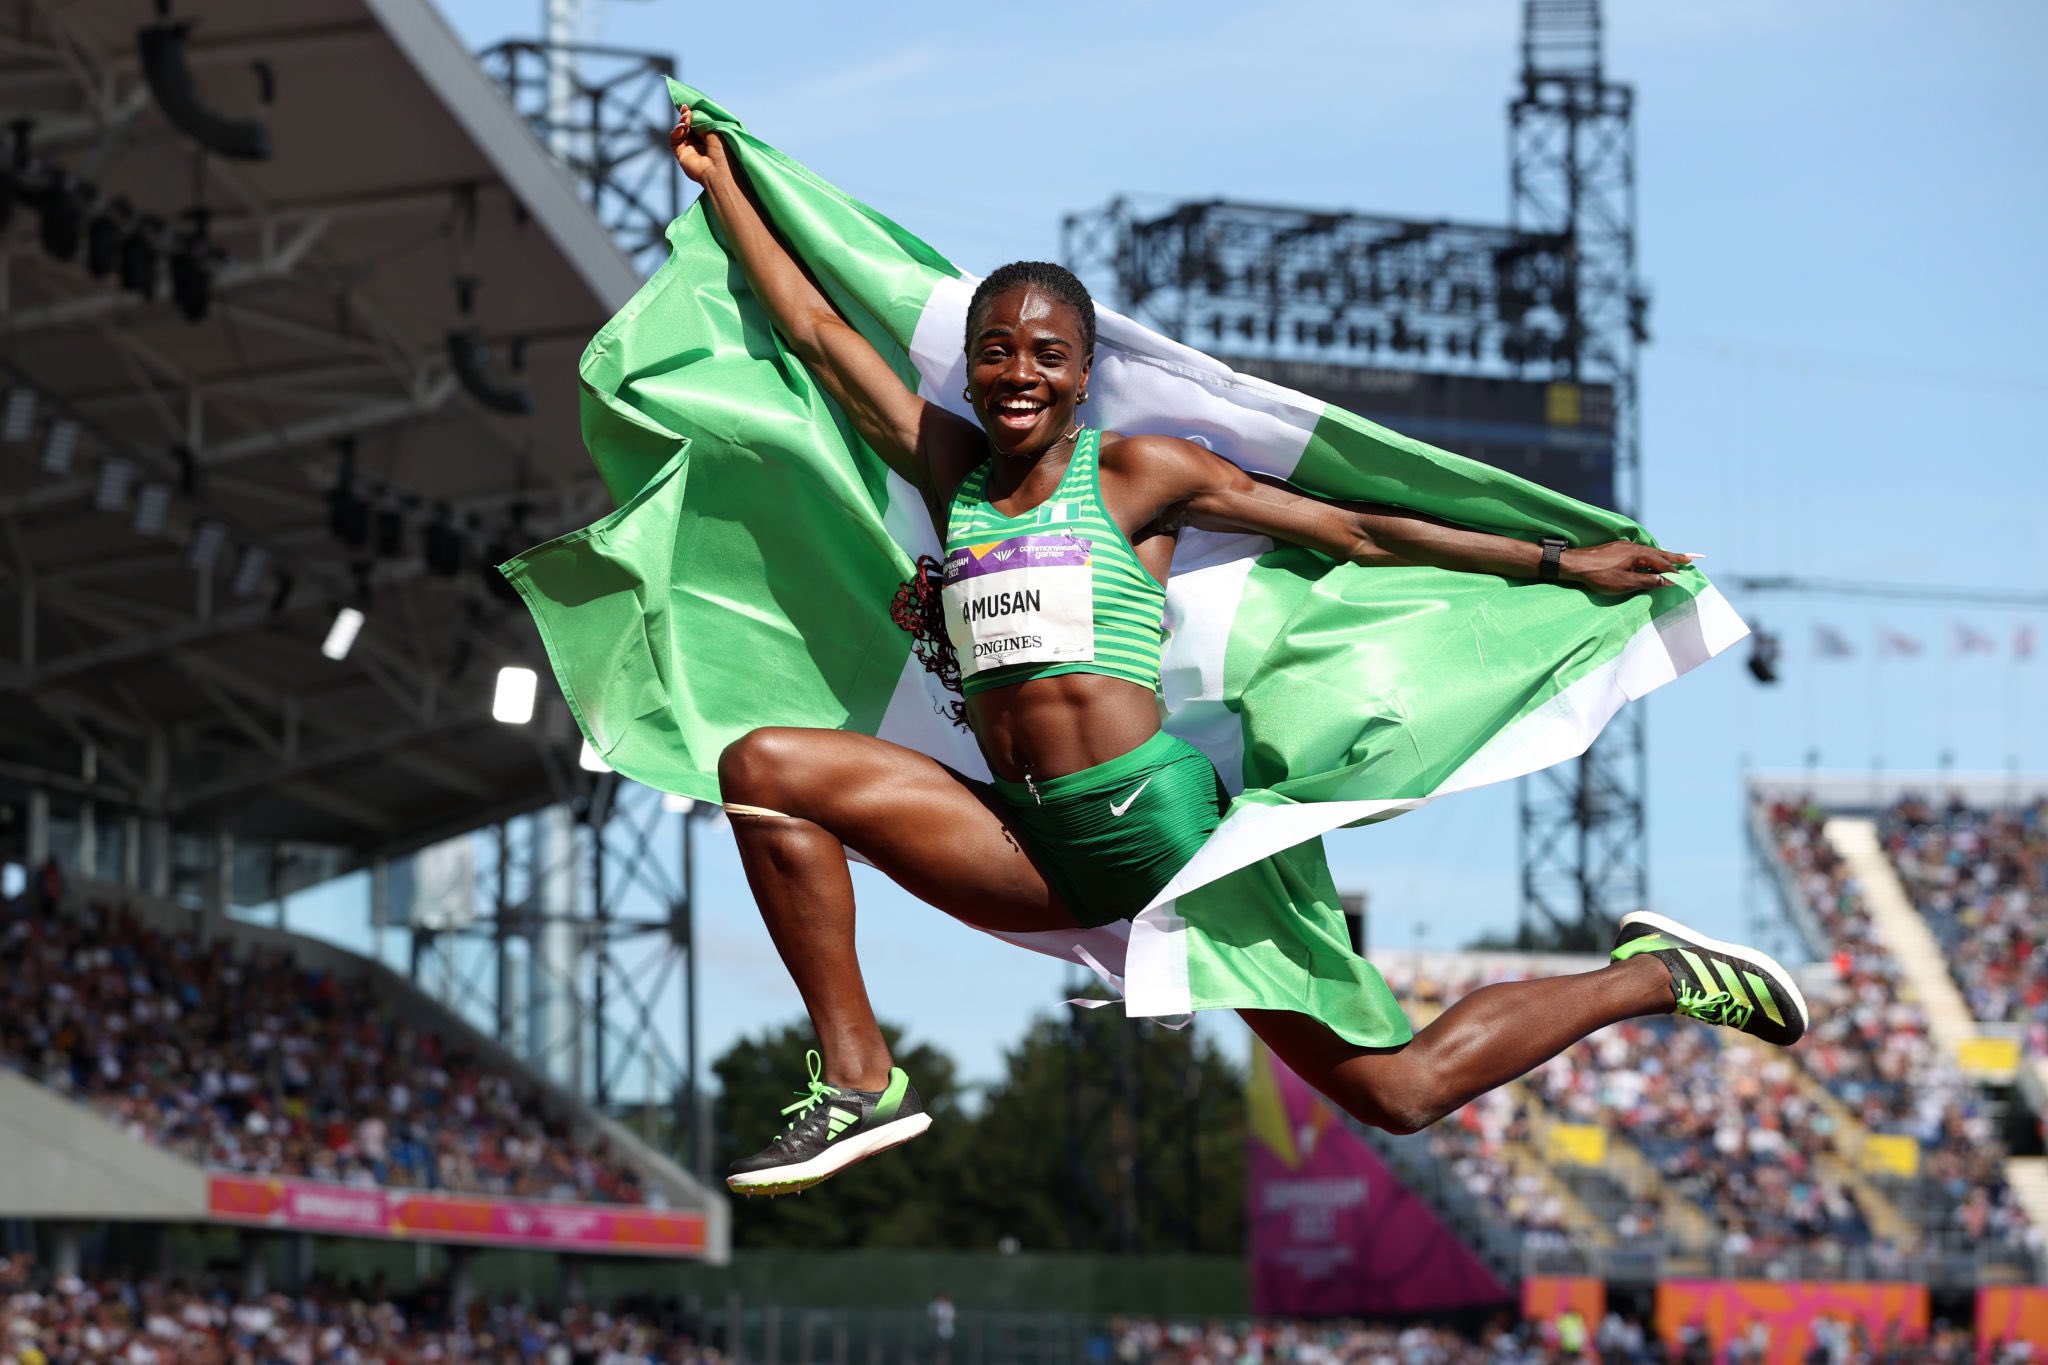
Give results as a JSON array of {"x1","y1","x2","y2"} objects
[
  {"x1": 991, "y1": 731, "x2": 1228, "y2": 928},
  {"x1": 992, "y1": 730, "x2": 1413, "y2": 1049}
]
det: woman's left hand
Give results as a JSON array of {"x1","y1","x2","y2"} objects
[{"x1": 1560, "y1": 542, "x2": 1697, "y2": 595}]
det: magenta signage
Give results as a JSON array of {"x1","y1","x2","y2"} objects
[
  {"x1": 208, "y1": 1174, "x2": 708, "y2": 1258},
  {"x1": 1247, "y1": 1046, "x2": 1510, "y2": 1316}
]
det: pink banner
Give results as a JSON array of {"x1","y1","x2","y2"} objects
[
  {"x1": 1978, "y1": 1288, "x2": 2048, "y2": 1362},
  {"x1": 207, "y1": 1174, "x2": 708, "y2": 1258},
  {"x1": 1247, "y1": 1046, "x2": 1509, "y2": 1316},
  {"x1": 1656, "y1": 1280, "x2": 1928, "y2": 1365}
]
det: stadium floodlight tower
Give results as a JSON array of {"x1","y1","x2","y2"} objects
[
  {"x1": 1510, "y1": 0, "x2": 1651, "y2": 949},
  {"x1": 477, "y1": 1, "x2": 682, "y2": 274}
]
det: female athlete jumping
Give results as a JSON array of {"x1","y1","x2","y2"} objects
[{"x1": 670, "y1": 110, "x2": 1807, "y2": 1196}]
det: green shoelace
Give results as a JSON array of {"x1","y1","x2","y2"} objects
[
  {"x1": 780, "y1": 1049, "x2": 839, "y2": 1129},
  {"x1": 1674, "y1": 982, "x2": 1754, "y2": 1031}
]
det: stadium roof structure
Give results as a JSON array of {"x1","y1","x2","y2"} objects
[{"x1": 0, "y1": 0, "x2": 651, "y2": 855}]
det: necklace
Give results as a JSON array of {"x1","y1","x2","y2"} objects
[{"x1": 997, "y1": 423, "x2": 1082, "y2": 461}]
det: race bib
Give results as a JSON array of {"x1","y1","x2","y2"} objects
[{"x1": 942, "y1": 533, "x2": 1095, "y2": 677}]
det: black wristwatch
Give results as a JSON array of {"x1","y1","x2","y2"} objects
[{"x1": 1538, "y1": 536, "x2": 1569, "y2": 583}]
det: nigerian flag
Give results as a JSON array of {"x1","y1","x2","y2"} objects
[{"x1": 503, "y1": 81, "x2": 1746, "y2": 1032}]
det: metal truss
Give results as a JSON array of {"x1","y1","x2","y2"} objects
[
  {"x1": 401, "y1": 784, "x2": 710, "y2": 1178},
  {"x1": 0, "y1": 1, "x2": 617, "y2": 846},
  {"x1": 1, "y1": 0, "x2": 705, "y2": 1184},
  {"x1": 1063, "y1": 0, "x2": 1651, "y2": 949},
  {"x1": 1063, "y1": 199, "x2": 1574, "y2": 377},
  {"x1": 476, "y1": 39, "x2": 682, "y2": 275},
  {"x1": 1511, "y1": 0, "x2": 1651, "y2": 945}
]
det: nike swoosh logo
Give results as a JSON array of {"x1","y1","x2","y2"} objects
[{"x1": 1108, "y1": 778, "x2": 1152, "y2": 817}]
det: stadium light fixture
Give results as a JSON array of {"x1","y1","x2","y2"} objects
[
  {"x1": 447, "y1": 327, "x2": 534, "y2": 415},
  {"x1": 229, "y1": 544, "x2": 269, "y2": 598},
  {"x1": 661, "y1": 792, "x2": 697, "y2": 815},
  {"x1": 132, "y1": 481, "x2": 173, "y2": 536},
  {"x1": 120, "y1": 216, "x2": 162, "y2": 298},
  {"x1": 85, "y1": 199, "x2": 127, "y2": 278},
  {"x1": 447, "y1": 275, "x2": 533, "y2": 415},
  {"x1": 423, "y1": 506, "x2": 464, "y2": 577},
  {"x1": 93, "y1": 456, "x2": 136, "y2": 511},
  {"x1": 1, "y1": 387, "x2": 36, "y2": 443},
  {"x1": 186, "y1": 517, "x2": 227, "y2": 571},
  {"x1": 169, "y1": 211, "x2": 216, "y2": 323},
  {"x1": 577, "y1": 738, "x2": 612, "y2": 773},
  {"x1": 37, "y1": 176, "x2": 90, "y2": 262},
  {"x1": 1746, "y1": 630, "x2": 1781, "y2": 686},
  {"x1": 492, "y1": 665, "x2": 538, "y2": 724},
  {"x1": 373, "y1": 502, "x2": 405, "y2": 559},
  {"x1": 39, "y1": 419, "x2": 80, "y2": 474},
  {"x1": 137, "y1": 19, "x2": 273, "y2": 161},
  {"x1": 321, "y1": 606, "x2": 365, "y2": 662}
]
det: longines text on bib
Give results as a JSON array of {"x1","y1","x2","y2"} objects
[{"x1": 941, "y1": 533, "x2": 1095, "y2": 677}]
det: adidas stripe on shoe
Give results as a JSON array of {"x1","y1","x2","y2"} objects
[
  {"x1": 727, "y1": 1049, "x2": 932, "y2": 1197},
  {"x1": 1611, "y1": 910, "x2": 1810, "y2": 1047}
]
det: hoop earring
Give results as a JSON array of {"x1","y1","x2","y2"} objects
[{"x1": 960, "y1": 386, "x2": 973, "y2": 404}]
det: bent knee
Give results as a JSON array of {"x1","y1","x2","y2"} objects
[
  {"x1": 1370, "y1": 1105, "x2": 1436, "y2": 1138},
  {"x1": 1327, "y1": 1074, "x2": 1443, "y2": 1137},
  {"x1": 717, "y1": 727, "x2": 811, "y2": 805}
]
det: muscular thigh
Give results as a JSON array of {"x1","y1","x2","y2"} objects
[{"x1": 720, "y1": 727, "x2": 1081, "y2": 935}]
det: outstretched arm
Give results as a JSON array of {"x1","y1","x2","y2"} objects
[
  {"x1": 671, "y1": 111, "x2": 976, "y2": 504},
  {"x1": 1117, "y1": 434, "x2": 1693, "y2": 593}
]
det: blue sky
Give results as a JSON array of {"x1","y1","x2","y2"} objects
[{"x1": 410, "y1": 0, "x2": 2048, "y2": 1091}]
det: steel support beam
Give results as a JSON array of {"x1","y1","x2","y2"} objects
[{"x1": 1510, "y1": 0, "x2": 1648, "y2": 944}]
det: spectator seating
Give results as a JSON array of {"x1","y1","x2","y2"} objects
[
  {"x1": 0, "y1": 890, "x2": 647, "y2": 1206},
  {"x1": 1761, "y1": 799, "x2": 2036, "y2": 1269},
  {"x1": 1385, "y1": 918, "x2": 2042, "y2": 1283},
  {"x1": 1882, "y1": 796, "x2": 2048, "y2": 1051},
  {"x1": 0, "y1": 1254, "x2": 718, "y2": 1363}
]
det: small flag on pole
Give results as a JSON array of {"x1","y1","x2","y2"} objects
[
  {"x1": 1813, "y1": 625, "x2": 1854, "y2": 659},
  {"x1": 1951, "y1": 624, "x2": 1996, "y2": 657},
  {"x1": 1878, "y1": 629, "x2": 1923, "y2": 657}
]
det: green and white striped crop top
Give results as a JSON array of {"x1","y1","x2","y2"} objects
[{"x1": 940, "y1": 429, "x2": 1167, "y2": 698}]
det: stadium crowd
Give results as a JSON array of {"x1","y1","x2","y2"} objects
[
  {"x1": 0, "y1": 890, "x2": 649, "y2": 1207},
  {"x1": 0, "y1": 1254, "x2": 2022, "y2": 1365},
  {"x1": 1419, "y1": 1087, "x2": 1575, "y2": 1250},
  {"x1": 1392, "y1": 859, "x2": 2046, "y2": 1278},
  {"x1": 1391, "y1": 962, "x2": 1882, "y2": 1264},
  {"x1": 1096, "y1": 1310, "x2": 1992, "y2": 1364},
  {"x1": 1528, "y1": 1015, "x2": 1882, "y2": 1264},
  {"x1": 0, "y1": 1253, "x2": 718, "y2": 1363},
  {"x1": 1763, "y1": 798, "x2": 2032, "y2": 1261},
  {"x1": 1881, "y1": 795, "x2": 2048, "y2": 1049}
]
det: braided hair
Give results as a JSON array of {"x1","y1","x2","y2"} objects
[
  {"x1": 889, "y1": 555, "x2": 968, "y2": 730},
  {"x1": 965, "y1": 261, "x2": 1096, "y2": 357}
]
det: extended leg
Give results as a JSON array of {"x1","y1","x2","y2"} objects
[
  {"x1": 718, "y1": 726, "x2": 1077, "y2": 1091},
  {"x1": 1243, "y1": 956, "x2": 1675, "y2": 1134}
]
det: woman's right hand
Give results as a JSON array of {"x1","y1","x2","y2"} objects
[{"x1": 669, "y1": 108, "x2": 723, "y2": 185}]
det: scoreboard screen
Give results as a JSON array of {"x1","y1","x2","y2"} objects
[{"x1": 1219, "y1": 357, "x2": 1618, "y2": 511}]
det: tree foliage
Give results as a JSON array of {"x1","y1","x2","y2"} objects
[{"x1": 708, "y1": 1004, "x2": 1246, "y2": 1254}]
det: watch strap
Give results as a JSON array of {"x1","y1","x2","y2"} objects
[{"x1": 1539, "y1": 536, "x2": 1568, "y2": 582}]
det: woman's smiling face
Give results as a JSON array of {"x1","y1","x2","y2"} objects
[{"x1": 965, "y1": 284, "x2": 1092, "y2": 456}]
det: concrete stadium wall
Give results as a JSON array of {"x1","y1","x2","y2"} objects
[{"x1": 0, "y1": 1069, "x2": 205, "y2": 1220}]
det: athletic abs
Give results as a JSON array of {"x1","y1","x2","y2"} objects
[
  {"x1": 966, "y1": 672, "x2": 1165, "y2": 784},
  {"x1": 941, "y1": 431, "x2": 1179, "y2": 782}
]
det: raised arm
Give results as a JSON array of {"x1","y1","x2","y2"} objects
[
  {"x1": 1112, "y1": 434, "x2": 1693, "y2": 594},
  {"x1": 670, "y1": 111, "x2": 976, "y2": 506}
]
